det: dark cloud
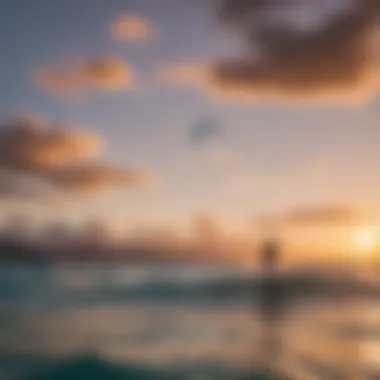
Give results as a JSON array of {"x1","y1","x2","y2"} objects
[
  {"x1": 211, "y1": 0, "x2": 380, "y2": 101},
  {"x1": 0, "y1": 116, "x2": 156, "y2": 204},
  {"x1": 35, "y1": 57, "x2": 135, "y2": 97}
]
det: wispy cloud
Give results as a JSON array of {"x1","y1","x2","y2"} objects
[
  {"x1": 42, "y1": 163, "x2": 155, "y2": 195},
  {"x1": 35, "y1": 57, "x2": 135, "y2": 98},
  {"x1": 283, "y1": 204, "x2": 367, "y2": 225},
  {"x1": 111, "y1": 13, "x2": 153, "y2": 42},
  {"x1": 259, "y1": 204, "x2": 373, "y2": 228}
]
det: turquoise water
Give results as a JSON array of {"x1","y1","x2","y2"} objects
[{"x1": 0, "y1": 263, "x2": 380, "y2": 379}]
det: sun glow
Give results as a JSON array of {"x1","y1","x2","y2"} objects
[{"x1": 353, "y1": 228, "x2": 377, "y2": 252}]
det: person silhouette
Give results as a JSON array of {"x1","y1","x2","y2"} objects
[
  {"x1": 259, "y1": 239, "x2": 285, "y2": 316},
  {"x1": 257, "y1": 238, "x2": 287, "y2": 375}
]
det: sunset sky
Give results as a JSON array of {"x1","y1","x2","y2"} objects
[{"x1": 1, "y1": 0, "x2": 380, "y2": 240}]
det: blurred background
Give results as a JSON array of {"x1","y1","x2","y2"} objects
[{"x1": 1, "y1": 0, "x2": 380, "y2": 378}]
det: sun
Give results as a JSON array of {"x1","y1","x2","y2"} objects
[{"x1": 353, "y1": 228, "x2": 377, "y2": 252}]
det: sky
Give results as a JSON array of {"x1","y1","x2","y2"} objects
[{"x1": 1, "y1": 0, "x2": 380, "y2": 242}]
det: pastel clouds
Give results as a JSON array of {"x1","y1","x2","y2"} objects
[
  {"x1": 42, "y1": 164, "x2": 156, "y2": 195},
  {"x1": 111, "y1": 14, "x2": 153, "y2": 42},
  {"x1": 35, "y1": 57, "x2": 135, "y2": 98},
  {"x1": 283, "y1": 204, "x2": 367, "y2": 225},
  {"x1": 0, "y1": 116, "x2": 156, "y2": 204},
  {"x1": 0, "y1": 116, "x2": 101, "y2": 172}
]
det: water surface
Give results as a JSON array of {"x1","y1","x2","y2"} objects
[{"x1": 0, "y1": 263, "x2": 379, "y2": 379}]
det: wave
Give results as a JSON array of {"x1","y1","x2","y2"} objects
[
  {"x1": 24, "y1": 354, "x2": 280, "y2": 380},
  {"x1": 0, "y1": 264, "x2": 379, "y2": 309},
  {"x1": 0, "y1": 264, "x2": 254, "y2": 308}
]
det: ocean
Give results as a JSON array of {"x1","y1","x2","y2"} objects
[{"x1": 0, "y1": 263, "x2": 379, "y2": 379}]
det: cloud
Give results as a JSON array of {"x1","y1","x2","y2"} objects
[
  {"x1": 283, "y1": 204, "x2": 367, "y2": 225},
  {"x1": 111, "y1": 14, "x2": 153, "y2": 42},
  {"x1": 35, "y1": 57, "x2": 135, "y2": 97},
  {"x1": 211, "y1": 0, "x2": 380, "y2": 102},
  {"x1": 0, "y1": 116, "x2": 156, "y2": 204},
  {"x1": 0, "y1": 116, "x2": 101, "y2": 172},
  {"x1": 160, "y1": 1, "x2": 380, "y2": 103},
  {"x1": 41, "y1": 164, "x2": 156, "y2": 194}
]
